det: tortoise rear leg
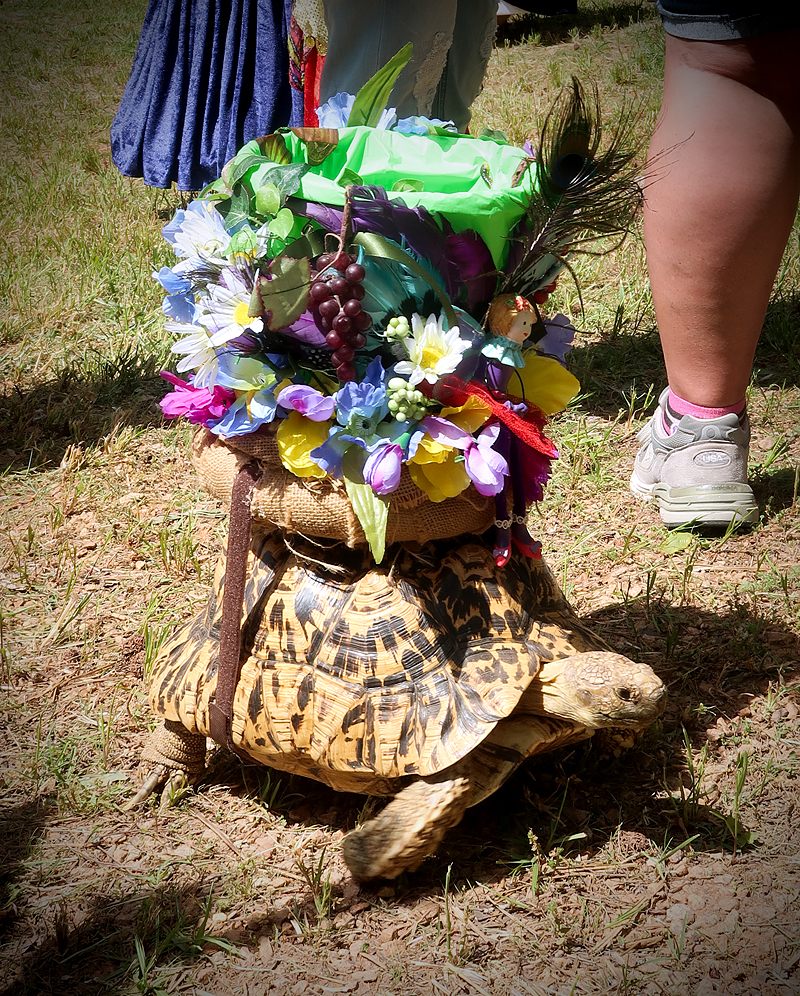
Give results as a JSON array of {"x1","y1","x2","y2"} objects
[
  {"x1": 342, "y1": 776, "x2": 471, "y2": 881},
  {"x1": 123, "y1": 720, "x2": 207, "y2": 811}
]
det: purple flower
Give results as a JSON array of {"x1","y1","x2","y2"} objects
[
  {"x1": 535, "y1": 314, "x2": 576, "y2": 364},
  {"x1": 463, "y1": 424, "x2": 508, "y2": 495},
  {"x1": 363, "y1": 442, "x2": 403, "y2": 495},
  {"x1": 421, "y1": 417, "x2": 509, "y2": 496},
  {"x1": 278, "y1": 384, "x2": 335, "y2": 421},
  {"x1": 159, "y1": 371, "x2": 235, "y2": 425}
]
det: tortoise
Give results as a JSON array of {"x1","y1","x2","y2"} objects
[{"x1": 130, "y1": 529, "x2": 665, "y2": 880}]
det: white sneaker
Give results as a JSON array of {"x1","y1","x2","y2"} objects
[{"x1": 630, "y1": 389, "x2": 759, "y2": 529}]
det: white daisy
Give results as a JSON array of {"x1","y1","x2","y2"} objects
[
  {"x1": 168, "y1": 200, "x2": 229, "y2": 262},
  {"x1": 393, "y1": 313, "x2": 469, "y2": 386},
  {"x1": 197, "y1": 266, "x2": 264, "y2": 348},
  {"x1": 168, "y1": 321, "x2": 219, "y2": 388}
]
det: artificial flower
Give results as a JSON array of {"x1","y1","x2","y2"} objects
[
  {"x1": 507, "y1": 352, "x2": 580, "y2": 416},
  {"x1": 276, "y1": 384, "x2": 336, "y2": 422},
  {"x1": 408, "y1": 438, "x2": 470, "y2": 502},
  {"x1": 421, "y1": 418, "x2": 508, "y2": 496},
  {"x1": 277, "y1": 411, "x2": 331, "y2": 478},
  {"x1": 394, "y1": 313, "x2": 470, "y2": 387},
  {"x1": 206, "y1": 389, "x2": 278, "y2": 437},
  {"x1": 159, "y1": 372, "x2": 235, "y2": 425},
  {"x1": 197, "y1": 266, "x2": 264, "y2": 348},
  {"x1": 162, "y1": 199, "x2": 229, "y2": 262},
  {"x1": 363, "y1": 441, "x2": 404, "y2": 495},
  {"x1": 395, "y1": 115, "x2": 457, "y2": 135},
  {"x1": 205, "y1": 355, "x2": 281, "y2": 436},
  {"x1": 169, "y1": 321, "x2": 219, "y2": 388},
  {"x1": 535, "y1": 314, "x2": 576, "y2": 363},
  {"x1": 316, "y1": 92, "x2": 397, "y2": 130},
  {"x1": 311, "y1": 358, "x2": 390, "y2": 477}
]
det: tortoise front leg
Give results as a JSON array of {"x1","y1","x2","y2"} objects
[
  {"x1": 122, "y1": 720, "x2": 207, "y2": 811},
  {"x1": 342, "y1": 775, "x2": 471, "y2": 881}
]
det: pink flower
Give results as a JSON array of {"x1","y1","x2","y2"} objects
[
  {"x1": 277, "y1": 384, "x2": 335, "y2": 421},
  {"x1": 159, "y1": 371, "x2": 235, "y2": 425}
]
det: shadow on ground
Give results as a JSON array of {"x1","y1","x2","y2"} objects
[
  {"x1": 497, "y1": 1, "x2": 657, "y2": 47},
  {"x1": 0, "y1": 346, "x2": 167, "y2": 474}
]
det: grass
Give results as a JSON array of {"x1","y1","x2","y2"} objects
[{"x1": 1, "y1": 0, "x2": 800, "y2": 994}]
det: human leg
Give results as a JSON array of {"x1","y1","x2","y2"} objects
[
  {"x1": 632, "y1": 27, "x2": 800, "y2": 526},
  {"x1": 644, "y1": 30, "x2": 800, "y2": 408},
  {"x1": 430, "y1": 0, "x2": 497, "y2": 130}
]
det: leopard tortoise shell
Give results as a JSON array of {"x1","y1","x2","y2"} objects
[{"x1": 130, "y1": 530, "x2": 665, "y2": 880}]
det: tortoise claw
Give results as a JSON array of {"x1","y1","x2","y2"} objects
[
  {"x1": 121, "y1": 764, "x2": 170, "y2": 811},
  {"x1": 158, "y1": 769, "x2": 191, "y2": 811}
]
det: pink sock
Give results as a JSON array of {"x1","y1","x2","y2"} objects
[{"x1": 662, "y1": 389, "x2": 746, "y2": 435}]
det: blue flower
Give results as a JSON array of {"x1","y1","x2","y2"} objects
[
  {"x1": 310, "y1": 357, "x2": 392, "y2": 476},
  {"x1": 395, "y1": 115, "x2": 457, "y2": 135},
  {"x1": 316, "y1": 92, "x2": 397, "y2": 131},
  {"x1": 206, "y1": 388, "x2": 279, "y2": 437}
]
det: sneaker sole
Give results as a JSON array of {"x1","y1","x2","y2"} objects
[
  {"x1": 629, "y1": 470, "x2": 655, "y2": 499},
  {"x1": 652, "y1": 482, "x2": 759, "y2": 529}
]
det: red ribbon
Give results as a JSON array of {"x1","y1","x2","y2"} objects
[{"x1": 420, "y1": 375, "x2": 558, "y2": 458}]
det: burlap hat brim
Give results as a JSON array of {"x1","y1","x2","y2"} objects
[{"x1": 192, "y1": 427, "x2": 496, "y2": 547}]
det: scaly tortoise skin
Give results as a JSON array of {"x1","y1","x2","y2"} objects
[{"x1": 133, "y1": 530, "x2": 666, "y2": 879}]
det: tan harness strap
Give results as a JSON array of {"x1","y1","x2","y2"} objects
[{"x1": 208, "y1": 461, "x2": 260, "y2": 757}]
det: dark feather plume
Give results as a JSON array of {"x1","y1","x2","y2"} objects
[{"x1": 501, "y1": 76, "x2": 642, "y2": 296}]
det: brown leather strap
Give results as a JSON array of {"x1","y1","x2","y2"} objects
[{"x1": 208, "y1": 462, "x2": 260, "y2": 756}]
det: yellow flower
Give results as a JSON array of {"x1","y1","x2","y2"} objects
[
  {"x1": 408, "y1": 433, "x2": 470, "y2": 502},
  {"x1": 507, "y1": 353, "x2": 580, "y2": 415},
  {"x1": 276, "y1": 410, "x2": 331, "y2": 478},
  {"x1": 406, "y1": 400, "x2": 490, "y2": 501},
  {"x1": 440, "y1": 396, "x2": 491, "y2": 433}
]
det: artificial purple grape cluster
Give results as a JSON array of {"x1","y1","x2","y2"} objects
[{"x1": 309, "y1": 252, "x2": 373, "y2": 382}]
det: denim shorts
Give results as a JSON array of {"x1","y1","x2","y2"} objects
[{"x1": 656, "y1": 1, "x2": 800, "y2": 39}]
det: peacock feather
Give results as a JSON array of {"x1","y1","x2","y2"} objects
[{"x1": 500, "y1": 76, "x2": 643, "y2": 298}]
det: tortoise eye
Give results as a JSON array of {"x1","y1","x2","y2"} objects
[{"x1": 616, "y1": 686, "x2": 632, "y2": 701}]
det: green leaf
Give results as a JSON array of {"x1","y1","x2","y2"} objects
[
  {"x1": 661, "y1": 531, "x2": 693, "y2": 555},
  {"x1": 225, "y1": 227, "x2": 258, "y2": 257},
  {"x1": 256, "y1": 162, "x2": 310, "y2": 203},
  {"x1": 220, "y1": 139, "x2": 261, "y2": 186},
  {"x1": 344, "y1": 477, "x2": 389, "y2": 563},
  {"x1": 216, "y1": 184, "x2": 252, "y2": 235},
  {"x1": 392, "y1": 178, "x2": 424, "y2": 193},
  {"x1": 253, "y1": 255, "x2": 312, "y2": 329},
  {"x1": 255, "y1": 181, "x2": 281, "y2": 217},
  {"x1": 479, "y1": 127, "x2": 509, "y2": 144},
  {"x1": 228, "y1": 152, "x2": 273, "y2": 188},
  {"x1": 346, "y1": 42, "x2": 413, "y2": 128},
  {"x1": 269, "y1": 207, "x2": 295, "y2": 240},
  {"x1": 198, "y1": 176, "x2": 230, "y2": 200},
  {"x1": 256, "y1": 132, "x2": 292, "y2": 165},
  {"x1": 337, "y1": 167, "x2": 363, "y2": 188}
]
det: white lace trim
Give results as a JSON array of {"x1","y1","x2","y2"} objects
[{"x1": 412, "y1": 30, "x2": 452, "y2": 116}]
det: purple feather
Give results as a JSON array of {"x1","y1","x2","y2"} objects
[
  {"x1": 284, "y1": 309, "x2": 328, "y2": 346},
  {"x1": 443, "y1": 229, "x2": 497, "y2": 310},
  {"x1": 292, "y1": 199, "x2": 344, "y2": 233},
  {"x1": 292, "y1": 185, "x2": 498, "y2": 312}
]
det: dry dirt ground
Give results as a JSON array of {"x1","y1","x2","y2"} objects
[
  {"x1": 2, "y1": 6, "x2": 800, "y2": 996},
  {"x1": 2, "y1": 380, "x2": 799, "y2": 996}
]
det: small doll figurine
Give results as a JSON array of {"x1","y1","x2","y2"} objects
[
  {"x1": 480, "y1": 295, "x2": 538, "y2": 391},
  {"x1": 481, "y1": 294, "x2": 543, "y2": 567}
]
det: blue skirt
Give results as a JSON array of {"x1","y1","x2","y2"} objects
[{"x1": 111, "y1": 0, "x2": 295, "y2": 191}]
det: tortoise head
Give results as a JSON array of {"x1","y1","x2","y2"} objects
[{"x1": 533, "y1": 651, "x2": 667, "y2": 730}]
